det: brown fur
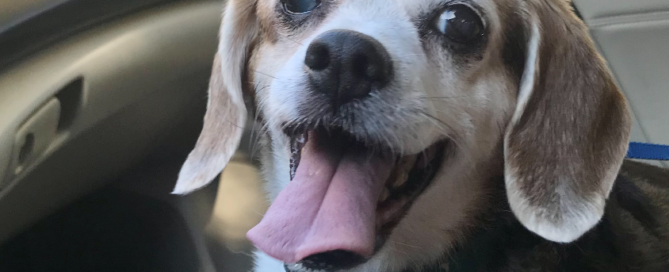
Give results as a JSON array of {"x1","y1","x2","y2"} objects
[{"x1": 504, "y1": 0, "x2": 630, "y2": 241}]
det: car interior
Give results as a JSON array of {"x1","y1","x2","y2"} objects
[{"x1": 0, "y1": 0, "x2": 666, "y2": 271}]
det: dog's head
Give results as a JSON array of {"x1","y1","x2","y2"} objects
[{"x1": 174, "y1": 0, "x2": 631, "y2": 271}]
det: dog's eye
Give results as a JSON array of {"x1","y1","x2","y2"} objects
[
  {"x1": 282, "y1": 0, "x2": 321, "y2": 14},
  {"x1": 435, "y1": 4, "x2": 483, "y2": 43}
]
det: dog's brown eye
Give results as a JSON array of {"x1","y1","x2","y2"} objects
[
  {"x1": 282, "y1": 0, "x2": 321, "y2": 14},
  {"x1": 435, "y1": 4, "x2": 483, "y2": 43}
]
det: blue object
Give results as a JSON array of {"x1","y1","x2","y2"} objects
[{"x1": 627, "y1": 142, "x2": 669, "y2": 161}]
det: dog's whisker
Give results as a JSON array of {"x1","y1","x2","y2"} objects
[
  {"x1": 250, "y1": 89, "x2": 272, "y2": 159},
  {"x1": 388, "y1": 244, "x2": 411, "y2": 257},
  {"x1": 251, "y1": 69, "x2": 279, "y2": 80},
  {"x1": 418, "y1": 95, "x2": 476, "y2": 100},
  {"x1": 416, "y1": 111, "x2": 479, "y2": 166},
  {"x1": 385, "y1": 129, "x2": 402, "y2": 156},
  {"x1": 250, "y1": 122, "x2": 270, "y2": 160},
  {"x1": 283, "y1": 36, "x2": 305, "y2": 46},
  {"x1": 391, "y1": 241, "x2": 422, "y2": 249},
  {"x1": 248, "y1": 118, "x2": 258, "y2": 157},
  {"x1": 417, "y1": 111, "x2": 455, "y2": 137},
  {"x1": 392, "y1": 53, "x2": 426, "y2": 59},
  {"x1": 248, "y1": 208, "x2": 266, "y2": 217},
  {"x1": 247, "y1": 86, "x2": 263, "y2": 150}
]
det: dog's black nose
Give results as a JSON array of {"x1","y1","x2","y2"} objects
[{"x1": 305, "y1": 30, "x2": 393, "y2": 107}]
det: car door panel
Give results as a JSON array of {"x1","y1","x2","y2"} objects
[{"x1": 0, "y1": 1, "x2": 221, "y2": 243}]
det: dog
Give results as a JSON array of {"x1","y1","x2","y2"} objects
[{"x1": 172, "y1": 0, "x2": 669, "y2": 271}]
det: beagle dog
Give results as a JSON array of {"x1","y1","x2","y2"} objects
[{"x1": 173, "y1": 0, "x2": 669, "y2": 271}]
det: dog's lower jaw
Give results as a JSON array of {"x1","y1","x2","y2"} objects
[
  {"x1": 252, "y1": 250, "x2": 384, "y2": 272},
  {"x1": 253, "y1": 238, "x2": 450, "y2": 272}
]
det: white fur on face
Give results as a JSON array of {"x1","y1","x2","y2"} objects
[
  {"x1": 257, "y1": 0, "x2": 512, "y2": 152},
  {"x1": 261, "y1": 0, "x2": 441, "y2": 154}
]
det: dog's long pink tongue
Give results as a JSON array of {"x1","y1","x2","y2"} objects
[{"x1": 247, "y1": 138, "x2": 392, "y2": 264}]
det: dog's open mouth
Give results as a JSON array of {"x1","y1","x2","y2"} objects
[{"x1": 247, "y1": 128, "x2": 446, "y2": 272}]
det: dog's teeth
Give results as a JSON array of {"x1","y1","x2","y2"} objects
[
  {"x1": 289, "y1": 132, "x2": 309, "y2": 180},
  {"x1": 392, "y1": 171, "x2": 409, "y2": 189},
  {"x1": 379, "y1": 189, "x2": 390, "y2": 203},
  {"x1": 391, "y1": 156, "x2": 416, "y2": 188}
]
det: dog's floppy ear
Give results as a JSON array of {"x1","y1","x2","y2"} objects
[
  {"x1": 173, "y1": 0, "x2": 259, "y2": 194},
  {"x1": 504, "y1": 1, "x2": 631, "y2": 243}
]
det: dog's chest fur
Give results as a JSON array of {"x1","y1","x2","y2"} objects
[{"x1": 403, "y1": 160, "x2": 669, "y2": 272}]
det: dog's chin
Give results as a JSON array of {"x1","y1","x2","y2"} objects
[{"x1": 282, "y1": 127, "x2": 448, "y2": 272}]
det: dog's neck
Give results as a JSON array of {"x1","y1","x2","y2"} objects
[{"x1": 400, "y1": 172, "x2": 508, "y2": 272}]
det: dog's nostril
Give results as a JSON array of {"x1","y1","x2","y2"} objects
[
  {"x1": 305, "y1": 42, "x2": 330, "y2": 71},
  {"x1": 299, "y1": 250, "x2": 367, "y2": 271}
]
